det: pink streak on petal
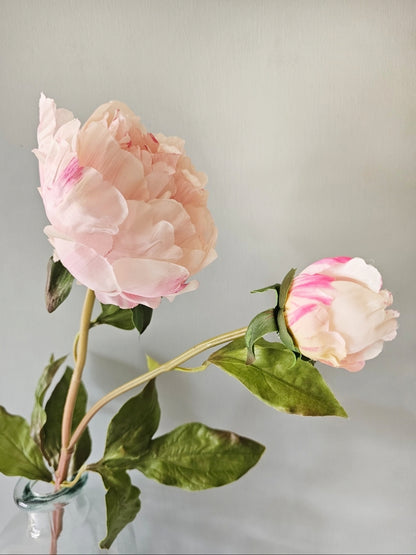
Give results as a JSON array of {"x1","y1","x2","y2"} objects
[
  {"x1": 286, "y1": 303, "x2": 318, "y2": 326},
  {"x1": 60, "y1": 157, "x2": 83, "y2": 188},
  {"x1": 302, "y1": 257, "x2": 351, "y2": 274},
  {"x1": 293, "y1": 274, "x2": 334, "y2": 288}
]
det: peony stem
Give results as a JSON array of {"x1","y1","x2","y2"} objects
[
  {"x1": 55, "y1": 289, "x2": 95, "y2": 487},
  {"x1": 72, "y1": 332, "x2": 80, "y2": 363},
  {"x1": 68, "y1": 326, "x2": 247, "y2": 452}
]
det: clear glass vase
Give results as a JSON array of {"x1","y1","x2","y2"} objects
[{"x1": 0, "y1": 474, "x2": 137, "y2": 554}]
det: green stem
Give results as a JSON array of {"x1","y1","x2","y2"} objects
[
  {"x1": 67, "y1": 326, "x2": 247, "y2": 452},
  {"x1": 72, "y1": 333, "x2": 79, "y2": 363},
  {"x1": 55, "y1": 289, "x2": 95, "y2": 487}
]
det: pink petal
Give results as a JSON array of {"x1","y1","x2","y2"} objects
[
  {"x1": 45, "y1": 225, "x2": 113, "y2": 258},
  {"x1": 78, "y1": 121, "x2": 146, "y2": 200},
  {"x1": 45, "y1": 166, "x2": 128, "y2": 238},
  {"x1": 300, "y1": 257, "x2": 352, "y2": 276},
  {"x1": 325, "y1": 258, "x2": 383, "y2": 292},
  {"x1": 34, "y1": 95, "x2": 81, "y2": 193},
  {"x1": 165, "y1": 279, "x2": 199, "y2": 301},
  {"x1": 109, "y1": 200, "x2": 186, "y2": 262},
  {"x1": 112, "y1": 258, "x2": 190, "y2": 297},
  {"x1": 51, "y1": 238, "x2": 121, "y2": 293},
  {"x1": 329, "y1": 281, "x2": 396, "y2": 353},
  {"x1": 95, "y1": 290, "x2": 162, "y2": 310}
]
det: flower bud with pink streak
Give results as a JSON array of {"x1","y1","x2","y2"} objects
[
  {"x1": 33, "y1": 94, "x2": 217, "y2": 309},
  {"x1": 284, "y1": 257, "x2": 399, "y2": 371}
]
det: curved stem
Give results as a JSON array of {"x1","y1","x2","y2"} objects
[
  {"x1": 55, "y1": 289, "x2": 95, "y2": 486},
  {"x1": 59, "y1": 464, "x2": 87, "y2": 488},
  {"x1": 68, "y1": 326, "x2": 247, "y2": 451}
]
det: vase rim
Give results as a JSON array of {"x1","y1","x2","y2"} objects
[{"x1": 14, "y1": 473, "x2": 88, "y2": 511}]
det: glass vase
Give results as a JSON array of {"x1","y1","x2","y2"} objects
[{"x1": 0, "y1": 474, "x2": 137, "y2": 554}]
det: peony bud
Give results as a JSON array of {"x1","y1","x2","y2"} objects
[
  {"x1": 284, "y1": 257, "x2": 399, "y2": 371},
  {"x1": 33, "y1": 95, "x2": 217, "y2": 309}
]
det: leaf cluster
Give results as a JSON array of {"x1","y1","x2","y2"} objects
[
  {"x1": 0, "y1": 258, "x2": 349, "y2": 551},
  {"x1": 88, "y1": 379, "x2": 265, "y2": 548},
  {"x1": 0, "y1": 355, "x2": 92, "y2": 483}
]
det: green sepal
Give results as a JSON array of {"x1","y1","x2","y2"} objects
[
  {"x1": 0, "y1": 406, "x2": 52, "y2": 481},
  {"x1": 251, "y1": 283, "x2": 280, "y2": 297},
  {"x1": 275, "y1": 267, "x2": 298, "y2": 351},
  {"x1": 90, "y1": 465, "x2": 141, "y2": 550},
  {"x1": 45, "y1": 257, "x2": 74, "y2": 313},
  {"x1": 94, "y1": 304, "x2": 135, "y2": 330},
  {"x1": 99, "y1": 380, "x2": 160, "y2": 468},
  {"x1": 132, "y1": 304, "x2": 153, "y2": 334},
  {"x1": 278, "y1": 268, "x2": 296, "y2": 309},
  {"x1": 30, "y1": 354, "x2": 67, "y2": 453},
  {"x1": 41, "y1": 367, "x2": 91, "y2": 472},
  {"x1": 208, "y1": 337, "x2": 347, "y2": 417},
  {"x1": 276, "y1": 308, "x2": 298, "y2": 352},
  {"x1": 135, "y1": 422, "x2": 265, "y2": 490},
  {"x1": 245, "y1": 308, "x2": 278, "y2": 364}
]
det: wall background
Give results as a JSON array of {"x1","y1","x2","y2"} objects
[{"x1": 0, "y1": 1, "x2": 415, "y2": 553}]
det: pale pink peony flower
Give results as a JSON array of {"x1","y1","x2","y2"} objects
[
  {"x1": 34, "y1": 94, "x2": 217, "y2": 309},
  {"x1": 284, "y1": 257, "x2": 399, "y2": 371}
]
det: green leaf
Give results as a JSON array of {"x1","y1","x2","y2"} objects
[
  {"x1": 245, "y1": 308, "x2": 278, "y2": 364},
  {"x1": 45, "y1": 257, "x2": 74, "y2": 313},
  {"x1": 208, "y1": 337, "x2": 347, "y2": 417},
  {"x1": 91, "y1": 465, "x2": 141, "y2": 550},
  {"x1": 145, "y1": 355, "x2": 160, "y2": 372},
  {"x1": 135, "y1": 422, "x2": 265, "y2": 490},
  {"x1": 30, "y1": 354, "x2": 67, "y2": 453},
  {"x1": 0, "y1": 406, "x2": 52, "y2": 481},
  {"x1": 100, "y1": 380, "x2": 160, "y2": 467},
  {"x1": 94, "y1": 304, "x2": 135, "y2": 330},
  {"x1": 41, "y1": 367, "x2": 91, "y2": 471},
  {"x1": 132, "y1": 304, "x2": 153, "y2": 334}
]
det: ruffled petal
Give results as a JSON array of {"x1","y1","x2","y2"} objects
[
  {"x1": 78, "y1": 121, "x2": 146, "y2": 199},
  {"x1": 51, "y1": 238, "x2": 121, "y2": 294},
  {"x1": 329, "y1": 281, "x2": 396, "y2": 353},
  {"x1": 34, "y1": 94, "x2": 81, "y2": 193},
  {"x1": 340, "y1": 341, "x2": 385, "y2": 372},
  {"x1": 43, "y1": 165, "x2": 128, "y2": 240},
  {"x1": 112, "y1": 258, "x2": 190, "y2": 297},
  {"x1": 109, "y1": 200, "x2": 187, "y2": 262},
  {"x1": 36, "y1": 93, "x2": 78, "y2": 152},
  {"x1": 324, "y1": 258, "x2": 383, "y2": 292},
  {"x1": 165, "y1": 279, "x2": 199, "y2": 302},
  {"x1": 301, "y1": 330, "x2": 347, "y2": 367},
  {"x1": 95, "y1": 290, "x2": 162, "y2": 310},
  {"x1": 44, "y1": 225, "x2": 113, "y2": 258}
]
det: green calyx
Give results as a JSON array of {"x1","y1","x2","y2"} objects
[{"x1": 246, "y1": 267, "x2": 298, "y2": 360}]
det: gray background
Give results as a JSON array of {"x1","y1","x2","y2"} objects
[{"x1": 0, "y1": 1, "x2": 415, "y2": 553}]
